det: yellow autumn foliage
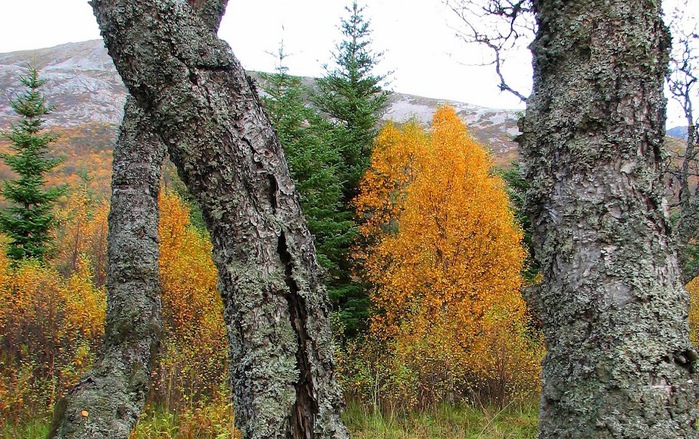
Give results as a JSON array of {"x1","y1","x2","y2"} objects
[
  {"x1": 0, "y1": 245, "x2": 105, "y2": 424},
  {"x1": 153, "y1": 191, "x2": 227, "y2": 408},
  {"x1": 686, "y1": 277, "x2": 699, "y2": 347},
  {"x1": 0, "y1": 189, "x2": 227, "y2": 425},
  {"x1": 354, "y1": 106, "x2": 542, "y2": 407},
  {"x1": 53, "y1": 181, "x2": 110, "y2": 286}
]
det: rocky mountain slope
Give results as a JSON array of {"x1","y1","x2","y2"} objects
[
  {"x1": 0, "y1": 41, "x2": 126, "y2": 127},
  {"x1": 0, "y1": 40, "x2": 688, "y2": 163},
  {"x1": 0, "y1": 40, "x2": 521, "y2": 164}
]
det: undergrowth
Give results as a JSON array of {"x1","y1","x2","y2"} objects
[
  {"x1": 343, "y1": 399, "x2": 538, "y2": 439},
  {"x1": 2, "y1": 400, "x2": 538, "y2": 439}
]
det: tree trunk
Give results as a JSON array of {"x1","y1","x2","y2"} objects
[
  {"x1": 89, "y1": 1, "x2": 349, "y2": 437},
  {"x1": 48, "y1": 98, "x2": 165, "y2": 438},
  {"x1": 520, "y1": 1, "x2": 698, "y2": 437}
]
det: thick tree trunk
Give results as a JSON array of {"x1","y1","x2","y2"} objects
[
  {"x1": 48, "y1": 98, "x2": 165, "y2": 438},
  {"x1": 88, "y1": 1, "x2": 349, "y2": 437},
  {"x1": 47, "y1": 4, "x2": 239, "y2": 438},
  {"x1": 520, "y1": 1, "x2": 698, "y2": 437}
]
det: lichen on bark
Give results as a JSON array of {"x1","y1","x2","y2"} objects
[
  {"x1": 88, "y1": 0, "x2": 348, "y2": 437},
  {"x1": 520, "y1": 0, "x2": 698, "y2": 437},
  {"x1": 48, "y1": 98, "x2": 165, "y2": 439}
]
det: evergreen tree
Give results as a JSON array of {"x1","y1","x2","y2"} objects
[
  {"x1": 497, "y1": 161, "x2": 538, "y2": 281},
  {"x1": 0, "y1": 67, "x2": 64, "y2": 262},
  {"x1": 259, "y1": 45, "x2": 353, "y2": 273},
  {"x1": 315, "y1": 1, "x2": 389, "y2": 197},
  {"x1": 313, "y1": 1, "x2": 390, "y2": 336}
]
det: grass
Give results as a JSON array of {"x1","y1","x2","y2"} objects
[
  {"x1": 2, "y1": 401, "x2": 538, "y2": 438},
  {"x1": 1, "y1": 418, "x2": 50, "y2": 439},
  {"x1": 343, "y1": 400, "x2": 538, "y2": 439}
]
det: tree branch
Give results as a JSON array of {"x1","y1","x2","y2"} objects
[{"x1": 446, "y1": 0, "x2": 534, "y2": 103}]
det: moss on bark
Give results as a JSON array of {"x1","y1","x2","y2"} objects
[{"x1": 521, "y1": 0, "x2": 698, "y2": 437}]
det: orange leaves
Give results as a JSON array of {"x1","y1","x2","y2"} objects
[
  {"x1": 0, "y1": 249, "x2": 106, "y2": 425},
  {"x1": 158, "y1": 191, "x2": 220, "y2": 338},
  {"x1": 0, "y1": 189, "x2": 227, "y2": 424},
  {"x1": 355, "y1": 122, "x2": 428, "y2": 238},
  {"x1": 355, "y1": 106, "x2": 540, "y2": 406},
  {"x1": 155, "y1": 191, "x2": 226, "y2": 407},
  {"x1": 358, "y1": 106, "x2": 526, "y2": 332}
]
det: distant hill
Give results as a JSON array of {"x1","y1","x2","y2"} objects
[
  {"x1": 667, "y1": 126, "x2": 689, "y2": 140},
  {"x1": 1, "y1": 40, "x2": 688, "y2": 168},
  {"x1": 0, "y1": 40, "x2": 521, "y2": 161},
  {"x1": 0, "y1": 41, "x2": 126, "y2": 127}
]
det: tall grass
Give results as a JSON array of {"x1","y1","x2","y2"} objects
[
  {"x1": 1, "y1": 418, "x2": 50, "y2": 439},
  {"x1": 2, "y1": 400, "x2": 538, "y2": 439},
  {"x1": 343, "y1": 399, "x2": 538, "y2": 439}
]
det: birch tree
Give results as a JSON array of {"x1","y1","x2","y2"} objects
[{"x1": 50, "y1": 0, "x2": 348, "y2": 437}]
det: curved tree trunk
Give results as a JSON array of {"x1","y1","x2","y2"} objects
[
  {"x1": 521, "y1": 0, "x2": 698, "y2": 437},
  {"x1": 47, "y1": 3, "x2": 259, "y2": 438},
  {"x1": 88, "y1": 1, "x2": 349, "y2": 437},
  {"x1": 48, "y1": 98, "x2": 165, "y2": 438}
]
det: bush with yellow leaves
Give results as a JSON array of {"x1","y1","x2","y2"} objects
[{"x1": 352, "y1": 107, "x2": 542, "y2": 409}]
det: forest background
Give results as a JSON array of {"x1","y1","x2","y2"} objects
[{"x1": 0, "y1": 1, "x2": 696, "y2": 438}]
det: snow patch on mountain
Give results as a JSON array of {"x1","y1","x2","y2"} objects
[{"x1": 0, "y1": 40, "x2": 521, "y2": 158}]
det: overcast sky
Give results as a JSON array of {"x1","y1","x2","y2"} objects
[
  {"x1": 0, "y1": 0, "x2": 530, "y2": 109},
  {"x1": 0, "y1": 0, "x2": 692, "y2": 126}
]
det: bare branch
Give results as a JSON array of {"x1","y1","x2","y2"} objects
[
  {"x1": 665, "y1": 0, "x2": 699, "y2": 282},
  {"x1": 445, "y1": 0, "x2": 534, "y2": 103}
]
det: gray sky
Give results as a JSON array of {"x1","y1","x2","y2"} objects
[
  {"x1": 0, "y1": 0, "x2": 692, "y2": 126},
  {"x1": 0, "y1": 0, "x2": 529, "y2": 109}
]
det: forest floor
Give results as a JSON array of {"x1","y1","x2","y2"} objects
[{"x1": 1, "y1": 400, "x2": 538, "y2": 439}]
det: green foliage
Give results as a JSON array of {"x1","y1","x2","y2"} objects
[
  {"x1": 259, "y1": 44, "x2": 353, "y2": 273},
  {"x1": 1, "y1": 418, "x2": 50, "y2": 439},
  {"x1": 314, "y1": 1, "x2": 390, "y2": 196},
  {"x1": 131, "y1": 393, "x2": 241, "y2": 439},
  {"x1": 343, "y1": 399, "x2": 538, "y2": 439},
  {"x1": 0, "y1": 67, "x2": 64, "y2": 262},
  {"x1": 312, "y1": 1, "x2": 390, "y2": 336},
  {"x1": 496, "y1": 161, "x2": 539, "y2": 281},
  {"x1": 5, "y1": 400, "x2": 538, "y2": 439}
]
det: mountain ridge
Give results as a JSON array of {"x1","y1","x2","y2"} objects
[
  {"x1": 0, "y1": 40, "x2": 688, "y2": 159},
  {"x1": 0, "y1": 40, "x2": 522, "y2": 163}
]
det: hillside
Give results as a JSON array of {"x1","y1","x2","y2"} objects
[
  {"x1": 1, "y1": 40, "x2": 692, "y2": 199},
  {"x1": 0, "y1": 40, "x2": 688, "y2": 163},
  {"x1": 0, "y1": 40, "x2": 522, "y2": 166},
  {"x1": 0, "y1": 41, "x2": 125, "y2": 127}
]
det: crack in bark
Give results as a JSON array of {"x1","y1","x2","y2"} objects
[
  {"x1": 268, "y1": 174, "x2": 279, "y2": 212},
  {"x1": 277, "y1": 231, "x2": 319, "y2": 439}
]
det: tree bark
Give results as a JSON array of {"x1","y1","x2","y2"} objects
[
  {"x1": 520, "y1": 0, "x2": 698, "y2": 437},
  {"x1": 48, "y1": 98, "x2": 165, "y2": 438},
  {"x1": 88, "y1": 1, "x2": 349, "y2": 437},
  {"x1": 47, "y1": 3, "x2": 243, "y2": 438}
]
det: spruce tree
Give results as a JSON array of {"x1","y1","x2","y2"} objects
[
  {"x1": 315, "y1": 1, "x2": 389, "y2": 197},
  {"x1": 0, "y1": 67, "x2": 64, "y2": 261},
  {"x1": 259, "y1": 46, "x2": 353, "y2": 273},
  {"x1": 314, "y1": 1, "x2": 390, "y2": 336}
]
